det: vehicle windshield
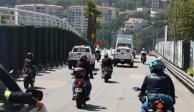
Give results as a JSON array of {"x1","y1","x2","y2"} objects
[{"x1": 73, "y1": 48, "x2": 90, "y2": 53}]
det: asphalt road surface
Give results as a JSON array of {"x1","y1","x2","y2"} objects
[{"x1": 17, "y1": 55, "x2": 194, "y2": 112}]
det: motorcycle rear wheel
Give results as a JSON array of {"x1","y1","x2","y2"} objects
[
  {"x1": 24, "y1": 81, "x2": 29, "y2": 89},
  {"x1": 76, "y1": 98, "x2": 83, "y2": 109},
  {"x1": 104, "y1": 77, "x2": 108, "y2": 83}
]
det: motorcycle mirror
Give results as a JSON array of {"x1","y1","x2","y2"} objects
[
  {"x1": 26, "y1": 89, "x2": 43, "y2": 101},
  {"x1": 132, "y1": 87, "x2": 141, "y2": 92}
]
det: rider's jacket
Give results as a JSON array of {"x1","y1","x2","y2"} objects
[
  {"x1": 140, "y1": 72, "x2": 175, "y2": 98},
  {"x1": 24, "y1": 58, "x2": 34, "y2": 69},
  {"x1": 77, "y1": 61, "x2": 92, "y2": 80},
  {"x1": 102, "y1": 57, "x2": 113, "y2": 69}
]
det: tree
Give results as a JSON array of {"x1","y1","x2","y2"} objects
[
  {"x1": 166, "y1": 0, "x2": 194, "y2": 40},
  {"x1": 85, "y1": 0, "x2": 101, "y2": 46}
]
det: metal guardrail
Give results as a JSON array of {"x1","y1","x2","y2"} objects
[
  {"x1": 0, "y1": 7, "x2": 81, "y2": 37},
  {"x1": 161, "y1": 57, "x2": 194, "y2": 94}
]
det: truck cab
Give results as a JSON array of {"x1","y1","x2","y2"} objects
[{"x1": 113, "y1": 47, "x2": 134, "y2": 67}]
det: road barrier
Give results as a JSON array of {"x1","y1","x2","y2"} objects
[
  {"x1": 156, "y1": 54, "x2": 194, "y2": 93},
  {"x1": 0, "y1": 26, "x2": 92, "y2": 71}
]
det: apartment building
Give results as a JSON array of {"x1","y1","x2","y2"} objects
[
  {"x1": 151, "y1": 0, "x2": 167, "y2": 17},
  {"x1": 97, "y1": 6, "x2": 116, "y2": 21},
  {"x1": 67, "y1": 5, "x2": 117, "y2": 33},
  {"x1": 15, "y1": 4, "x2": 64, "y2": 18},
  {"x1": 67, "y1": 6, "x2": 88, "y2": 33}
]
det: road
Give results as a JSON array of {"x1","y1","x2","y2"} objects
[{"x1": 17, "y1": 55, "x2": 194, "y2": 112}]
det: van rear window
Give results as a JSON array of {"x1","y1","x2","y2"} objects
[
  {"x1": 116, "y1": 49, "x2": 130, "y2": 53},
  {"x1": 73, "y1": 48, "x2": 90, "y2": 53}
]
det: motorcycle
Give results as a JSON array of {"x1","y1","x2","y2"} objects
[
  {"x1": 23, "y1": 67, "x2": 35, "y2": 89},
  {"x1": 133, "y1": 87, "x2": 174, "y2": 112},
  {"x1": 72, "y1": 68, "x2": 89, "y2": 109},
  {"x1": 101, "y1": 66, "x2": 112, "y2": 83},
  {"x1": 73, "y1": 78, "x2": 88, "y2": 109},
  {"x1": 95, "y1": 51, "x2": 101, "y2": 62},
  {"x1": 141, "y1": 53, "x2": 147, "y2": 64}
]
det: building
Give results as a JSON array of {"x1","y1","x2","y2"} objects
[
  {"x1": 67, "y1": 6, "x2": 88, "y2": 33},
  {"x1": 67, "y1": 5, "x2": 117, "y2": 33},
  {"x1": 15, "y1": 4, "x2": 64, "y2": 18},
  {"x1": 151, "y1": 0, "x2": 160, "y2": 11},
  {"x1": 97, "y1": 6, "x2": 116, "y2": 21},
  {"x1": 124, "y1": 18, "x2": 147, "y2": 32},
  {"x1": 150, "y1": 0, "x2": 167, "y2": 17}
]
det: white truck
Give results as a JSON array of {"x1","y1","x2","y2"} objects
[
  {"x1": 68, "y1": 45, "x2": 95, "y2": 69},
  {"x1": 113, "y1": 33, "x2": 134, "y2": 67},
  {"x1": 113, "y1": 47, "x2": 134, "y2": 67},
  {"x1": 115, "y1": 33, "x2": 133, "y2": 49}
]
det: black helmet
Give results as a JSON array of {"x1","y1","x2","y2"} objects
[
  {"x1": 26, "y1": 52, "x2": 34, "y2": 60},
  {"x1": 73, "y1": 67, "x2": 86, "y2": 78},
  {"x1": 80, "y1": 55, "x2": 87, "y2": 62},
  {"x1": 104, "y1": 53, "x2": 108, "y2": 58}
]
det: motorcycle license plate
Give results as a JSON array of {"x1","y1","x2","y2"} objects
[{"x1": 75, "y1": 88, "x2": 82, "y2": 92}]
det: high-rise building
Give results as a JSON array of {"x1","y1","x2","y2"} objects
[
  {"x1": 151, "y1": 0, "x2": 167, "y2": 17},
  {"x1": 67, "y1": 6, "x2": 88, "y2": 33},
  {"x1": 151, "y1": 0, "x2": 160, "y2": 11},
  {"x1": 97, "y1": 6, "x2": 116, "y2": 21},
  {"x1": 67, "y1": 5, "x2": 117, "y2": 33},
  {"x1": 15, "y1": 4, "x2": 64, "y2": 18}
]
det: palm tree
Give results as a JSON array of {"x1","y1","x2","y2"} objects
[{"x1": 85, "y1": 0, "x2": 101, "y2": 46}]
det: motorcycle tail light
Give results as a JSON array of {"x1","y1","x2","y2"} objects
[
  {"x1": 23, "y1": 67, "x2": 32, "y2": 74},
  {"x1": 156, "y1": 100, "x2": 164, "y2": 110},
  {"x1": 76, "y1": 80, "x2": 82, "y2": 87}
]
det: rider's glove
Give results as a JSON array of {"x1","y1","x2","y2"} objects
[{"x1": 138, "y1": 93, "x2": 146, "y2": 103}]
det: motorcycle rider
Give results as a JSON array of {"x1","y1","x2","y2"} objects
[
  {"x1": 101, "y1": 53, "x2": 113, "y2": 78},
  {"x1": 0, "y1": 64, "x2": 43, "y2": 111},
  {"x1": 140, "y1": 48, "x2": 147, "y2": 55},
  {"x1": 95, "y1": 45, "x2": 101, "y2": 62},
  {"x1": 139, "y1": 58, "x2": 175, "y2": 112},
  {"x1": 140, "y1": 48, "x2": 147, "y2": 62},
  {"x1": 72, "y1": 55, "x2": 93, "y2": 100},
  {"x1": 23, "y1": 52, "x2": 36, "y2": 80}
]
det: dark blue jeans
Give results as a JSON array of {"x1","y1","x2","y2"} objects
[
  {"x1": 141, "y1": 93, "x2": 174, "y2": 112},
  {"x1": 72, "y1": 79, "x2": 92, "y2": 96}
]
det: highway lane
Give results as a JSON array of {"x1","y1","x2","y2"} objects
[{"x1": 17, "y1": 55, "x2": 194, "y2": 112}]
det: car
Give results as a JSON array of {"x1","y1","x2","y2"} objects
[
  {"x1": 149, "y1": 50, "x2": 155, "y2": 56},
  {"x1": 113, "y1": 47, "x2": 134, "y2": 67},
  {"x1": 0, "y1": 66, "x2": 47, "y2": 112},
  {"x1": 68, "y1": 45, "x2": 95, "y2": 69}
]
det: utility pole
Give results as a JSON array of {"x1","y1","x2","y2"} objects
[{"x1": 172, "y1": 0, "x2": 177, "y2": 63}]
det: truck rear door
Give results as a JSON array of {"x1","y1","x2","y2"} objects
[{"x1": 114, "y1": 48, "x2": 131, "y2": 59}]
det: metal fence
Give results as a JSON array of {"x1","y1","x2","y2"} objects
[
  {"x1": 156, "y1": 40, "x2": 194, "y2": 71},
  {"x1": 0, "y1": 26, "x2": 91, "y2": 71},
  {"x1": 0, "y1": 7, "x2": 81, "y2": 37}
]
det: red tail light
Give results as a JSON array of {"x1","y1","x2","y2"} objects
[
  {"x1": 156, "y1": 100, "x2": 164, "y2": 110},
  {"x1": 76, "y1": 79, "x2": 83, "y2": 87},
  {"x1": 23, "y1": 67, "x2": 32, "y2": 74}
]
